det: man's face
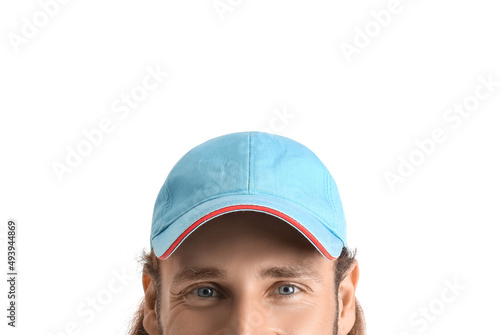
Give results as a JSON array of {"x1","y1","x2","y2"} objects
[{"x1": 151, "y1": 211, "x2": 341, "y2": 334}]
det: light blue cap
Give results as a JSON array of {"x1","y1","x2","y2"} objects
[{"x1": 151, "y1": 131, "x2": 347, "y2": 260}]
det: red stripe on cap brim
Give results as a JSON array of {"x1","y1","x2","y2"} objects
[{"x1": 158, "y1": 204, "x2": 335, "y2": 260}]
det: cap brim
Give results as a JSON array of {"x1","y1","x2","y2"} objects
[{"x1": 151, "y1": 194, "x2": 344, "y2": 260}]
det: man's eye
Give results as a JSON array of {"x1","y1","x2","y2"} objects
[
  {"x1": 192, "y1": 286, "x2": 219, "y2": 298},
  {"x1": 189, "y1": 284, "x2": 302, "y2": 300},
  {"x1": 276, "y1": 284, "x2": 302, "y2": 296}
]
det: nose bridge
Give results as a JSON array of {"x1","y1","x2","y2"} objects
[{"x1": 225, "y1": 294, "x2": 269, "y2": 335}]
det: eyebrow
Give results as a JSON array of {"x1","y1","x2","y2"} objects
[
  {"x1": 260, "y1": 265, "x2": 321, "y2": 283},
  {"x1": 171, "y1": 264, "x2": 322, "y2": 285}
]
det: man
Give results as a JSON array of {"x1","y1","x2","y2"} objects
[{"x1": 128, "y1": 131, "x2": 365, "y2": 334}]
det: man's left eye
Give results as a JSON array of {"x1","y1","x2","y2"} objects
[{"x1": 277, "y1": 284, "x2": 301, "y2": 295}]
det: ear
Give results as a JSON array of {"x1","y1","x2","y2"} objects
[
  {"x1": 337, "y1": 259, "x2": 360, "y2": 335},
  {"x1": 142, "y1": 273, "x2": 161, "y2": 335}
]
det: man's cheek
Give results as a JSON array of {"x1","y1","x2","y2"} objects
[{"x1": 267, "y1": 298, "x2": 335, "y2": 333}]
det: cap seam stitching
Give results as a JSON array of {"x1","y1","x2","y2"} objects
[
  {"x1": 247, "y1": 132, "x2": 251, "y2": 193},
  {"x1": 324, "y1": 165, "x2": 338, "y2": 229}
]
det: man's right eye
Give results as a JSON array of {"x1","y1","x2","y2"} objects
[{"x1": 190, "y1": 285, "x2": 220, "y2": 299}]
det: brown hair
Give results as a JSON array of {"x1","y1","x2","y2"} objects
[
  {"x1": 334, "y1": 247, "x2": 366, "y2": 335},
  {"x1": 128, "y1": 247, "x2": 366, "y2": 335}
]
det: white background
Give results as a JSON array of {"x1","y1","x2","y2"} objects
[{"x1": 1, "y1": 0, "x2": 499, "y2": 334}]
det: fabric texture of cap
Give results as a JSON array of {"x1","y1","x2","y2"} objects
[{"x1": 150, "y1": 131, "x2": 347, "y2": 260}]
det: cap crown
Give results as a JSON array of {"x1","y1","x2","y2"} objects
[{"x1": 151, "y1": 131, "x2": 346, "y2": 258}]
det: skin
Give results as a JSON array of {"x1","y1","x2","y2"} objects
[{"x1": 142, "y1": 211, "x2": 359, "y2": 335}]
